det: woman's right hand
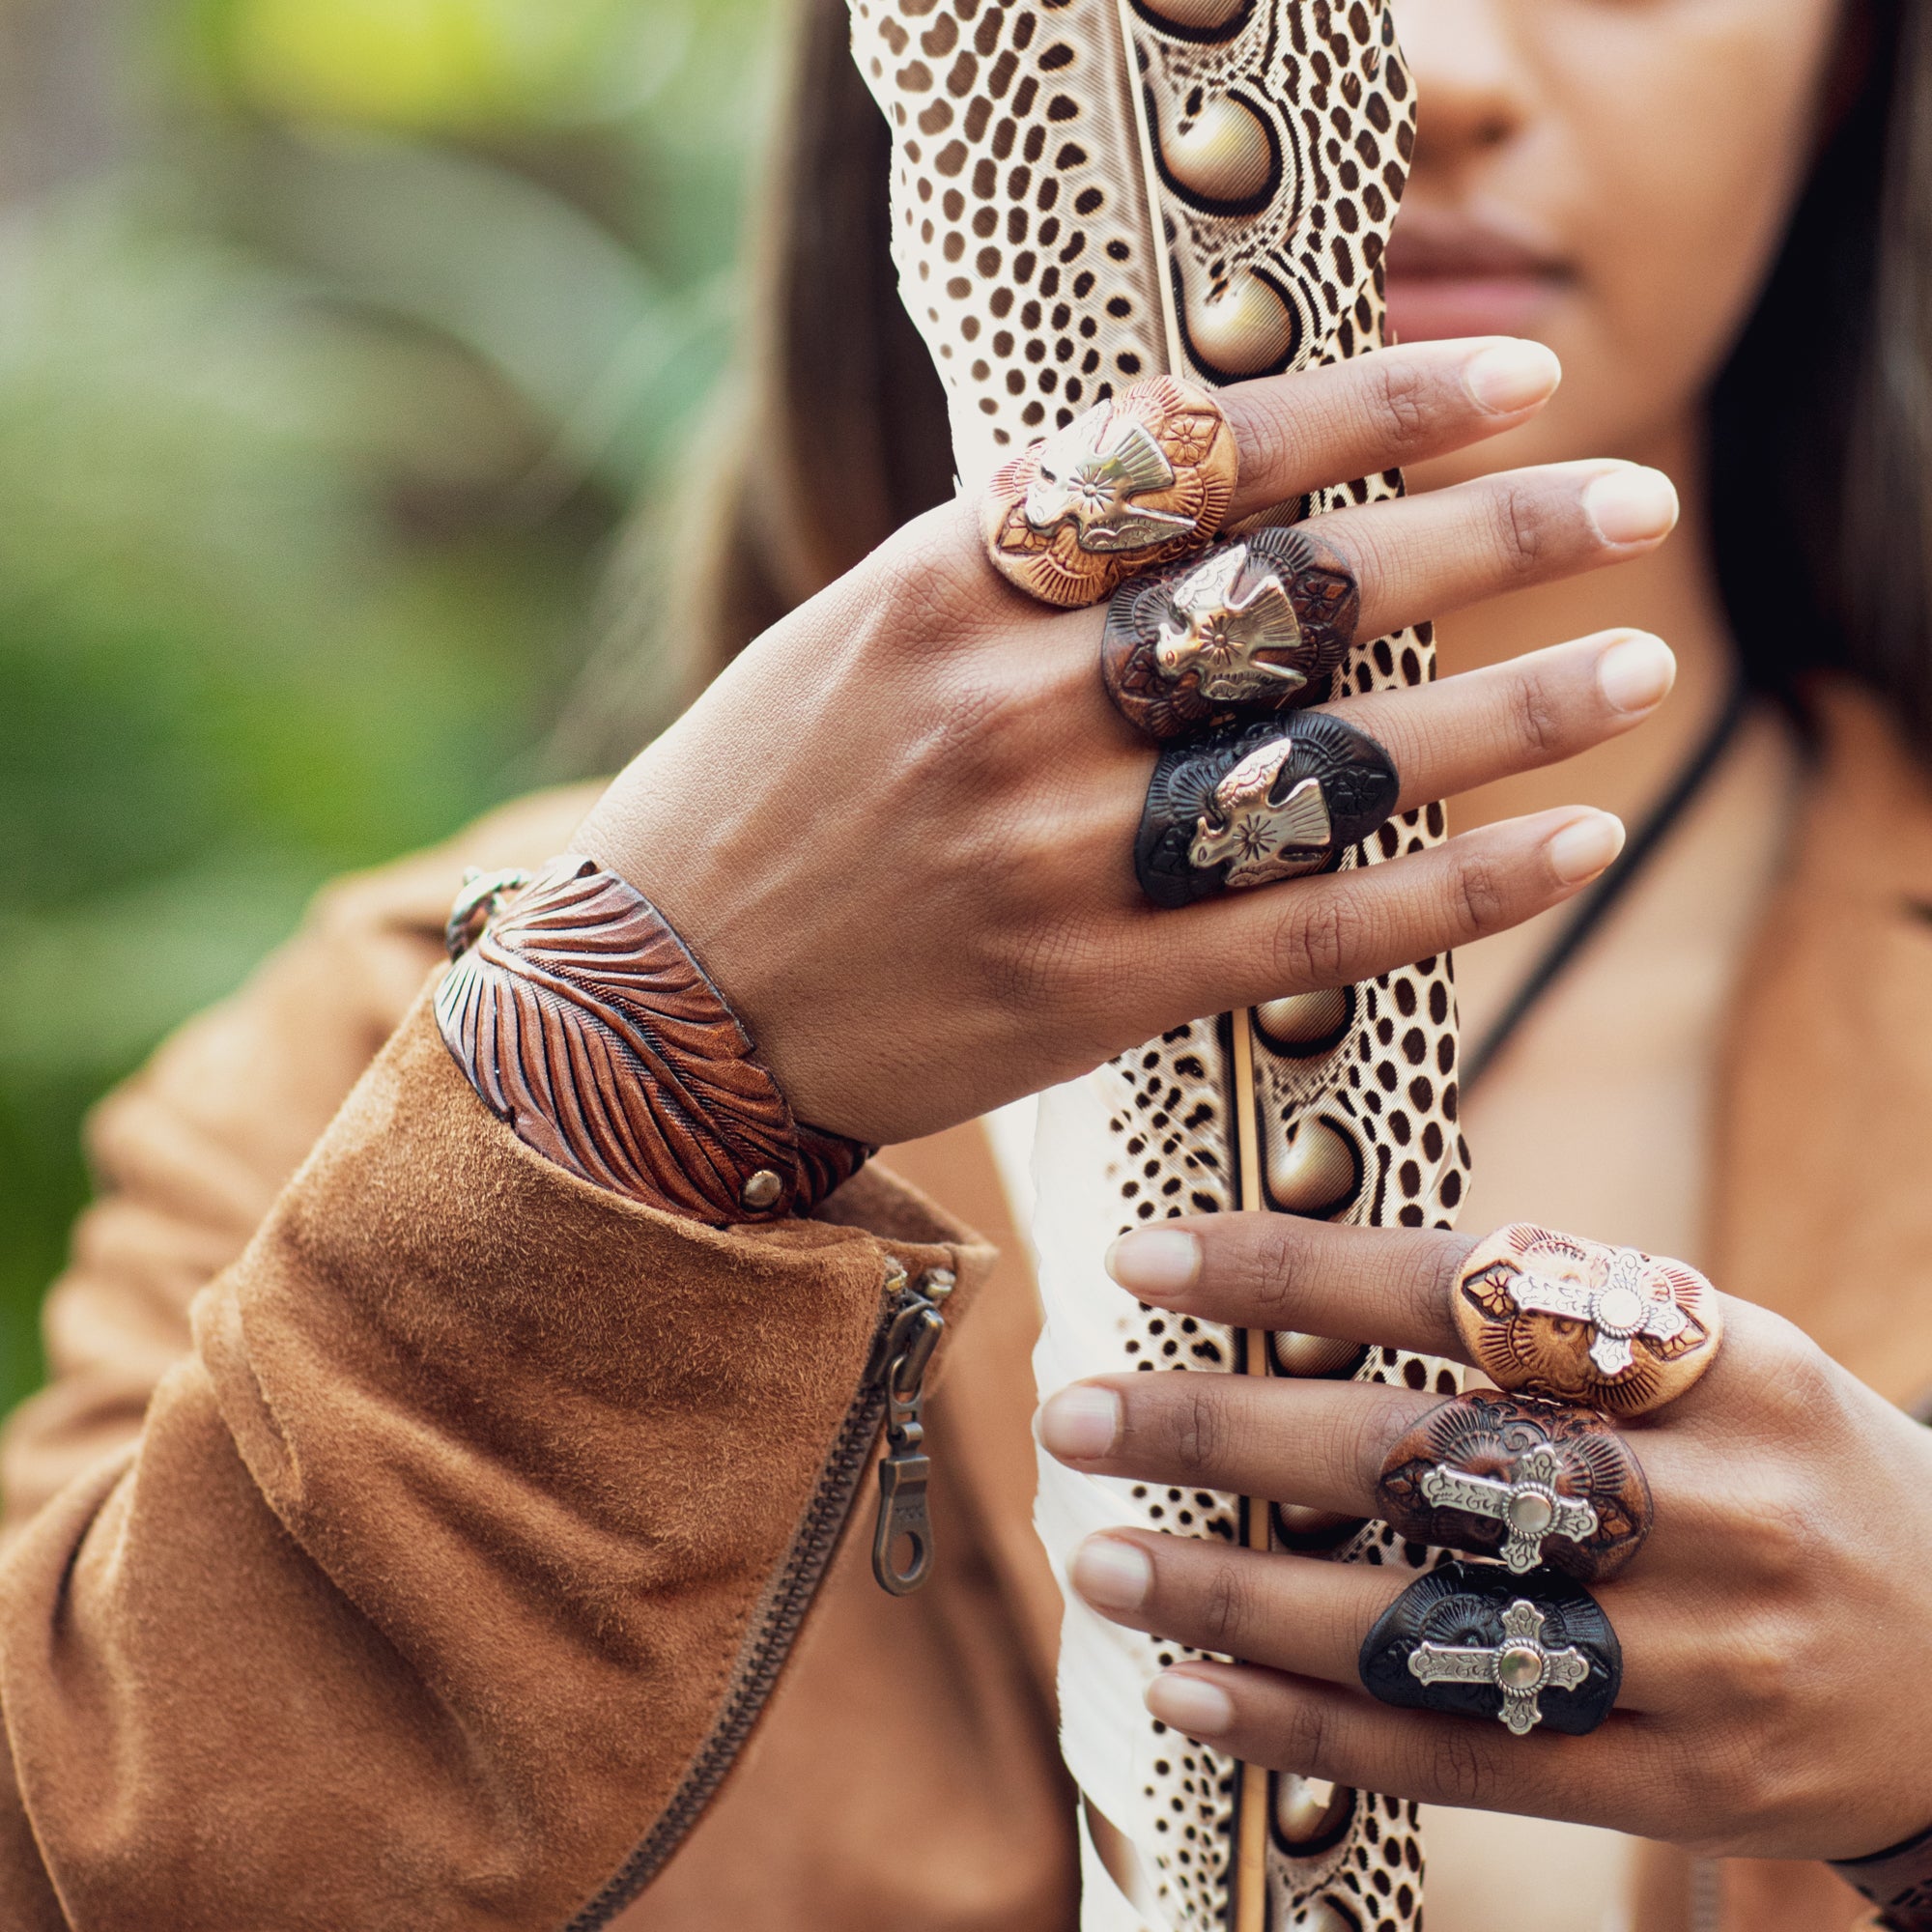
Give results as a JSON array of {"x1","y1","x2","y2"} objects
[{"x1": 574, "y1": 336, "x2": 1680, "y2": 1147}]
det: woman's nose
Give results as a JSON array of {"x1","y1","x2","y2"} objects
[{"x1": 1396, "y1": 0, "x2": 1533, "y2": 173}]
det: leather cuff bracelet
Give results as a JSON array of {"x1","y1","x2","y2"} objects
[
  {"x1": 436, "y1": 855, "x2": 869, "y2": 1226},
  {"x1": 1833, "y1": 1819, "x2": 1932, "y2": 1929}
]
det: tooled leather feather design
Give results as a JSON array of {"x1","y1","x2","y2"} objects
[{"x1": 436, "y1": 856, "x2": 864, "y2": 1224}]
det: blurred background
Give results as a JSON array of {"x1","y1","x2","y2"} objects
[{"x1": 0, "y1": 0, "x2": 781, "y2": 1407}]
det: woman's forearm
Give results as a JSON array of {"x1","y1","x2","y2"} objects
[{"x1": 0, "y1": 1002, "x2": 987, "y2": 1931}]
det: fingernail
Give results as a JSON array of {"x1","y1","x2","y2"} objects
[
  {"x1": 1596, "y1": 632, "x2": 1677, "y2": 715},
  {"x1": 1070, "y1": 1534, "x2": 1153, "y2": 1612},
  {"x1": 1583, "y1": 467, "x2": 1680, "y2": 547},
  {"x1": 1037, "y1": 1385, "x2": 1123, "y2": 1461},
  {"x1": 1547, "y1": 810, "x2": 1628, "y2": 886},
  {"x1": 1464, "y1": 338, "x2": 1562, "y2": 414},
  {"x1": 1106, "y1": 1229, "x2": 1202, "y2": 1301},
  {"x1": 1147, "y1": 1672, "x2": 1236, "y2": 1739}
]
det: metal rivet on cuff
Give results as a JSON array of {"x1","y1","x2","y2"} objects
[{"x1": 741, "y1": 1170, "x2": 784, "y2": 1212}]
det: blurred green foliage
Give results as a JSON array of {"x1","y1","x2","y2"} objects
[{"x1": 0, "y1": 0, "x2": 780, "y2": 1409}]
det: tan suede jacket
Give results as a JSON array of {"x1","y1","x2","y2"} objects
[{"x1": 3, "y1": 684, "x2": 1931, "y2": 1932}]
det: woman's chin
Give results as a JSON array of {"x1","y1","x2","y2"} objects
[{"x1": 1385, "y1": 275, "x2": 1564, "y2": 347}]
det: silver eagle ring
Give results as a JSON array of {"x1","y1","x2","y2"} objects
[
  {"x1": 1133, "y1": 710, "x2": 1400, "y2": 909},
  {"x1": 1359, "y1": 1560, "x2": 1623, "y2": 1739},
  {"x1": 1101, "y1": 526, "x2": 1360, "y2": 741},
  {"x1": 1376, "y1": 1391, "x2": 1655, "y2": 1585}
]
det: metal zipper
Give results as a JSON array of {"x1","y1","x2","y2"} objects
[
  {"x1": 565, "y1": 1259, "x2": 952, "y2": 1930},
  {"x1": 868, "y1": 1264, "x2": 952, "y2": 1595}
]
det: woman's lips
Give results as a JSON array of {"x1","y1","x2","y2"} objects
[{"x1": 1382, "y1": 215, "x2": 1570, "y2": 344}]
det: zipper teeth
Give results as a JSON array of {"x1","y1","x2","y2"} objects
[{"x1": 565, "y1": 1363, "x2": 895, "y2": 1930}]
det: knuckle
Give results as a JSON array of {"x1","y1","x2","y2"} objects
[
  {"x1": 1450, "y1": 849, "x2": 1514, "y2": 940},
  {"x1": 1334, "y1": 1394, "x2": 1399, "y2": 1492},
  {"x1": 1743, "y1": 1308, "x2": 1831, "y2": 1397},
  {"x1": 1169, "y1": 1383, "x2": 1230, "y2": 1479},
  {"x1": 1622, "y1": 1726, "x2": 1713, "y2": 1842},
  {"x1": 1275, "y1": 890, "x2": 1373, "y2": 990},
  {"x1": 1488, "y1": 480, "x2": 1549, "y2": 581},
  {"x1": 1197, "y1": 1558, "x2": 1254, "y2": 1651},
  {"x1": 880, "y1": 500, "x2": 995, "y2": 624},
  {"x1": 1730, "y1": 1491, "x2": 1817, "y2": 1590},
  {"x1": 989, "y1": 917, "x2": 1094, "y2": 1016},
  {"x1": 1422, "y1": 1236, "x2": 1471, "y2": 1318},
  {"x1": 1248, "y1": 389, "x2": 1310, "y2": 483},
  {"x1": 1278, "y1": 1694, "x2": 1336, "y2": 1776},
  {"x1": 1366, "y1": 356, "x2": 1434, "y2": 454},
  {"x1": 1241, "y1": 1223, "x2": 1305, "y2": 1329},
  {"x1": 1722, "y1": 1305, "x2": 1847, "y2": 1438},
  {"x1": 1508, "y1": 668, "x2": 1567, "y2": 762},
  {"x1": 1707, "y1": 1727, "x2": 1801, "y2": 1832},
  {"x1": 1709, "y1": 1608, "x2": 1804, "y2": 1707},
  {"x1": 1421, "y1": 1724, "x2": 1497, "y2": 1809},
  {"x1": 1680, "y1": 1732, "x2": 1773, "y2": 1837}
]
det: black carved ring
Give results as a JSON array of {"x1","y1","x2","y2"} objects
[
  {"x1": 1376, "y1": 1391, "x2": 1654, "y2": 1584},
  {"x1": 1101, "y1": 526, "x2": 1359, "y2": 741},
  {"x1": 1135, "y1": 711, "x2": 1400, "y2": 909},
  {"x1": 1359, "y1": 1560, "x2": 1622, "y2": 1739}
]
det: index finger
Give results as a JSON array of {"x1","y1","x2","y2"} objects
[
  {"x1": 1105, "y1": 1214, "x2": 1479, "y2": 1363},
  {"x1": 1219, "y1": 336, "x2": 1561, "y2": 523}
]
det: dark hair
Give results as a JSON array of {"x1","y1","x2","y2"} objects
[
  {"x1": 596, "y1": 0, "x2": 1932, "y2": 764},
  {"x1": 1712, "y1": 0, "x2": 1932, "y2": 754}
]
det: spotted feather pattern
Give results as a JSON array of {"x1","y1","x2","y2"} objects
[{"x1": 849, "y1": 4, "x2": 1466, "y2": 1926}]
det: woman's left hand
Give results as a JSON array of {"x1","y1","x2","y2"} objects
[{"x1": 1036, "y1": 1213, "x2": 1932, "y2": 1862}]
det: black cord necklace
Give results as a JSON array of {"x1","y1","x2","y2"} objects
[{"x1": 1462, "y1": 675, "x2": 1753, "y2": 1094}]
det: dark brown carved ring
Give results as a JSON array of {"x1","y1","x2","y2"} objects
[
  {"x1": 1376, "y1": 1390, "x2": 1654, "y2": 1584},
  {"x1": 1102, "y1": 525, "x2": 1359, "y2": 741}
]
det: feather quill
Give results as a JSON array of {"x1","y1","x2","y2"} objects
[{"x1": 847, "y1": 3, "x2": 1467, "y2": 1925}]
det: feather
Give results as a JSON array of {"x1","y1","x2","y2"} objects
[{"x1": 847, "y1": 3, "x2": 1468, "y2": 1926}]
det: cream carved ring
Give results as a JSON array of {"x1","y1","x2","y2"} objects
[
  {"x1": 979, "y1": 374, "x2": 1238, "y2": 609},
  {"x1": 1452, "y1": 1223, "x2": 1726, "y2": 1419}
]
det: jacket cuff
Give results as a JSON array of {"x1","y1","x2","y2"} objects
[{"x1": 11, "y1": 993, "x2": 989, "y2": 1930}]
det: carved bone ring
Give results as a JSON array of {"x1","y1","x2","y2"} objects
[{"x1": 1452, "y1": 1223, "x2": 1724, "y2": 1417}]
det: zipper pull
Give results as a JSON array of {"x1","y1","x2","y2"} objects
[{"x1": 869, "y1": 1267, "x2": 953, "y2": 1597}]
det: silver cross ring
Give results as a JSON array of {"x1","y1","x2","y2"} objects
[
  {"x1": 1359, "y1": 1560, "x2": 1623, "y2": 1739},
  {"x1": 1418, "y1": 1444, "x2": 1601, "y2": 1575},
  {"x1": 1506, "y1": 1247, "x2": 1690, "y2": 1379},
  {"x1": 1408, "y1": 1599, "x2": 1594, "y2": 1735},
  {"x1": 1452, "y1": 1223, "x2": 1724, "y2": 1416}
]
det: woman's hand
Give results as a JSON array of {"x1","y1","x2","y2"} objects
[
  {"x1": 576, "y1": 336, "x2": 1682, "y2": 1145},
  {"x1": 1037, "y1": 1213, "x2": 1932, "y2": 1862}
]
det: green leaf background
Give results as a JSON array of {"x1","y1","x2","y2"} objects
[{"x1": 0, "y1": 0, "x2": 779, "y2": 1408}]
